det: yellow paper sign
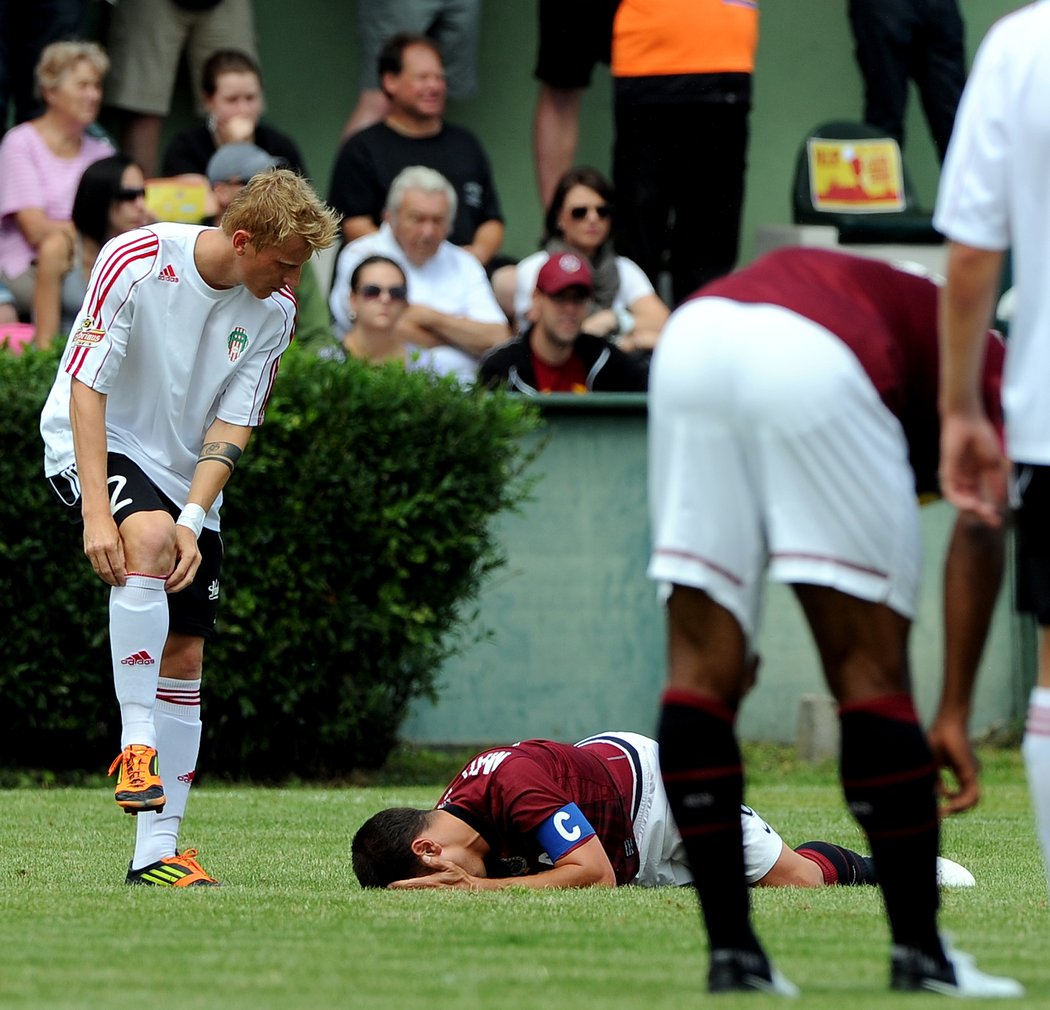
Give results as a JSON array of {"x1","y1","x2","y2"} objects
[
  {"x1": 807, "y1": 139, "x2": 905, "y2": 214},
  {"x1": 145, "y1": 177, "x2": 211, "y2": 224}
]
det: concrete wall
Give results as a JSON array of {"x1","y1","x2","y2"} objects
[{"x1": 402, "y1": 399, "x2": 1028, "y2": 746}]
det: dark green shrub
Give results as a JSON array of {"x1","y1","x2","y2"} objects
[{"x1": 0, "y1": 345, "x2": 538, "y2": 778}]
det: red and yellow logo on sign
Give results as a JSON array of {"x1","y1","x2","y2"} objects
[{"x1": 808, "y1": 139, "x2": 905, "y2": 213}]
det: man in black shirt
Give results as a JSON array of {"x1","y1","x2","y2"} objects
[{"x1": 328, "y1": 33, "x2": 503, "y2": 266}]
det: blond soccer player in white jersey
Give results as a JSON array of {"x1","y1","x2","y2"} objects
[{"x1": 40, "y1": 169, "x2": 339, "y2": 886}]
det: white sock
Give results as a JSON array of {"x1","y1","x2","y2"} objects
[
  {"x1": 1021, "y1": 686, "x2": 1050, "y2": 893},
  {"x1": 110, "y1": 574, "x2": 169, "y2": 749},
  {"x1": 132, "y1": 677, "x2": 202, "y2": 869}
]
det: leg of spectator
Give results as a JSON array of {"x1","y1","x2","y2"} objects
[
  {"x1": 612, "y1": 96, "x2": 670, "y2": 296},
  {"x1": 912, "y1": 0, "x2": 966, "y2": 162},
  {"x1": 669, "y1": 102, "x2": 749, "y2": 303},
  {"x1": 341, "y1": 88, "x2": 391, "y2": 140},
  {"x1": 847, "y1": 0, "x2": 914, "y2": 146},
  {"x1": 121, "y1": 113, "x2": 163, "y2": 179},
  {"x1": 533, "y1": 84, "x2": 583, "y2": 211}
]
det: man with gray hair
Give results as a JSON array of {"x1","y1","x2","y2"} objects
[{"x1": 328, "y1": 165, "x2": 509, "y2": 380}]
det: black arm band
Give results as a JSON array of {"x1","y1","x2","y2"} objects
[{"x1": 197, "y1": 442, "x2": 243, "y2": 472}]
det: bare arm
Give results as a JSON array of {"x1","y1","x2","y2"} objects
[
  {"x1": 14, "y1": 207, "x2": 74, "y2": 251},
  {"x1": 927, "y1": 509, "x2": 1006, "y2": 816},
  {"x1": 622, "y1": 292, "x2": 669, "y2": 353},
  {"x1": 389, "y1": 836, "x2": 616, "y2": 891},
  {"x1": 396, "y1": 304, "x2": 509, "y2": 357},
  {"x1": 461, "y1": 219, "x2": 505, "y2": 267},
  {"x1": 341, "y1": 215, "x2": 379, "y2": 244},
  {"x1": 938, "y1": 242, "x2": 1008, "y2": 526},
  {"x1": 32, "y1": 230, "x2": 75, "y2": 350},
  {"x1": 166, "y1": 419, "x2": 252, "y2": 593},
  {"x1": 69, "y1": 379, "x2": 123, "y2": 585}
]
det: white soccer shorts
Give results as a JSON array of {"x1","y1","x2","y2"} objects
[
  {"x1": 580, "y1": 731, "x2": 784, "y2": 886},
  {"x1": 647, "y1": 297, "x2": 921, "y2": 643}
]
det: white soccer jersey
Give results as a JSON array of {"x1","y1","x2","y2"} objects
[
  {"x1": 934, "y1": 2, "x2": 1050, "y2": 463},
  {"x1": 40, "y1": 223, "x2": 297, "y2": 528}
]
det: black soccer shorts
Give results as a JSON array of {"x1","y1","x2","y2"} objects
[{"x1": 47, "y1": 453, "x2": 223, "y2": 639}]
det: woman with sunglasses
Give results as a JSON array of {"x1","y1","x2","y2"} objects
[
  {"x1": 324, "y1": 255, "x2": 475, "y2": 380},
  {"x1": 32, "y1": 154, "x2": 152, "y2": 349},
  {"x1": 506, "y1": 166, "x2": 669, "y2": 355}
]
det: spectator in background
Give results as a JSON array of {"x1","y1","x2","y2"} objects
[
  {"x1": 329, "y1": 166, "x2": 509, "y2": 382},
  {"x1": 328, "y1": 33, "x2": 503, "y2": 266},
  {"x1": 611, "y1": 0, "x2": 758, "y2": 305},
  {"x1": 32, "y1": 154, "x2": 152, "y2": 350},
  {"x1": 104, "y1": 0, "x2": 256, "y2": 178},
  {"x1": 205, "y1": 142, "x2": 329, "y2": 352},
  {"x1": 319, "y1": 254, "x2": 436, "y2": 373},
  {"x1": 531, "y1": 0, "x2": 618, "y2": 210},
  {"x1": 848, "y1": 0, "x2": 966, "y2": 162},
  {"x1": 162, "y1": 49, "x2": 307, "y2": 179},
  {"x1": 320, "y1": 255, "x2": 410, "y2": 364},
  {"x1": 0, "y1": 0, "x2": 86, "y2": 136},
  {"x1": 0, "y1": 282, "x2": 17, "y2": 324},
  {"x1": 0, "y1": 41, "x2": 112, "y2": 318},
  {"x1": 479, "y1": 253, "x2": 648, "y2": 394},
  {"x1": 342, "y1": 0, "x2": 481, "y2": 139},
  {"x1": 497, "y1": 166, "x2": 668, "y2": 357}
]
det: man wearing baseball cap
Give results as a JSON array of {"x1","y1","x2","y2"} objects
[
  {"x1": 478, "y1": 252, "x2": 647, "y2": 392},
  {"x1": 206, "y1": 143, "x2": 285, "y2": 220}
]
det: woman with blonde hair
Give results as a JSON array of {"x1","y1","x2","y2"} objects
[{"x1": 0, "y1": 41, "x2": 113, "y2": 315}]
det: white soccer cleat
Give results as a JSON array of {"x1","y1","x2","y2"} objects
[{"x1": 936, "y1": 856, "x2": 976, "y2": 888}]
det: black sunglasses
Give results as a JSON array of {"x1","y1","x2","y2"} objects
[
  {"x1": 358, "y1": 284, "x2": 408, "y2": 302},
  {"x1": 568, "y1": 204, "x2": 612, "y2": 220},
  {"x1": 115, "y1": 187, "x2": 146, "y2": 202}
]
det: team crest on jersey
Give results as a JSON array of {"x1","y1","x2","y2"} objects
[
  {"x1": 227, "y1": 326, "x2": 249, "y2": 362},
  {"x1": 71, "y1": 317, "x2": 105, "y2": 346}
]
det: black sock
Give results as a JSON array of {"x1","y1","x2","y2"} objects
[
  {"x1": 794, "y1": 840, "x2": 877, "y2": 885},
  {"x1": 659, "y1": 688, "x2": 761, "y2": 954},
  {"x1": 839, "y1": 694, "x2": 944, "y2": 962}
]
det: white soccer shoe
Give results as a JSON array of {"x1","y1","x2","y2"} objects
[
  {"x1": 891, "y1": 937, "x2": 1024, "y2": 997},
  {"x1": 936, "y1": 856, "x2": 976, "y2": 888}
]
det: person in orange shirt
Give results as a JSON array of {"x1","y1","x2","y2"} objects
[{"x1": 611, "y1": 0, "x2": 758, "y2": 305}]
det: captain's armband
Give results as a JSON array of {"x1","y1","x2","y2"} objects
[{"x1": 197, "y1": 441, "x2": 243, "y2": 473}]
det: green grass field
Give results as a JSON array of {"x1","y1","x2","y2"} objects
[{"x1": 1, "y1": 746, "x2": 1046, "y2": 1010}]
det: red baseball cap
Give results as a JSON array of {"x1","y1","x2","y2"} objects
[{"x1": 536, "y1": 252, "x2": 593, "y2": 295}]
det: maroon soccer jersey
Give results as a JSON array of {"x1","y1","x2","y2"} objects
[
  {"x1": 436, "y1": 739, "x2": 641, "y2": 884},
  {"x1": 699, "y1": 248, "x2": 1005, "y2": 495}
]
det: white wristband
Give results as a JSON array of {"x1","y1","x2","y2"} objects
[
  {"x1": 614, "y1": 308, "x2": 635, "y2": 336},
  {"x1": 176, "y1": 503, "x2": 206, "y2": 539}
]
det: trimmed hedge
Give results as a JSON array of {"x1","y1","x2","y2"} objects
[{"x1": 0, "y1": 345, "x2": 538, "y2": 778}]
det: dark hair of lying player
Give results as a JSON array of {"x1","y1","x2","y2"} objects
[{"x1": 352, "y1": 807, "x2": 431, "y2": 888}]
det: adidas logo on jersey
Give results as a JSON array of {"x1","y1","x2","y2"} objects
[
  {"x1": 159, "y1": 264, "x2": 179, "y2": 283},
  {"x1": 121, "y1": 650, "x2": 156, "y2": 666}
]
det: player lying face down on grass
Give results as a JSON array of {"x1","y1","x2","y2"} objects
[{"x1": 351, "y1": 732, "x2": 975, "y2": 890}]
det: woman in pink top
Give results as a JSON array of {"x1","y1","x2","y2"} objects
[{"x1": 0, "y1": 41, "x2": 113, "y2": 315}]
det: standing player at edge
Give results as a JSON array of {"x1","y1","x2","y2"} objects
[{"x1": 40, "y1": 169, "x2": 339, "y2": 886}]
